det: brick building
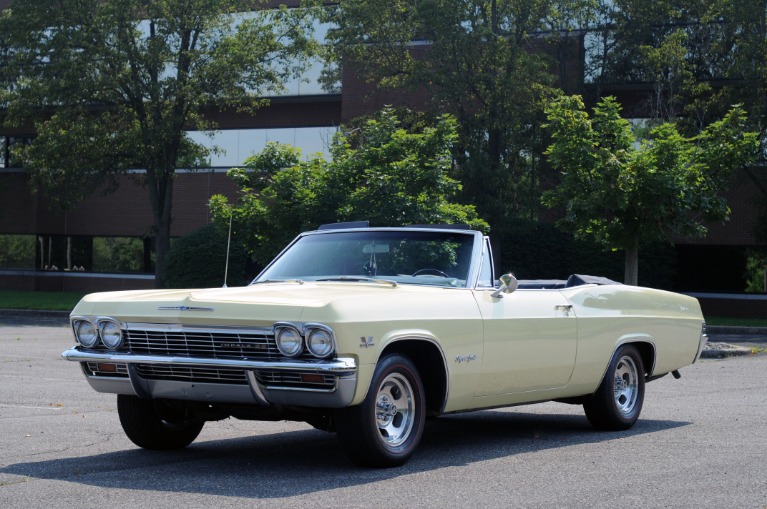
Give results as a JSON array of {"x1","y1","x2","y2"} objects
[{"x1": 0, "y1": 0, "x2": 764, "y2": 310}]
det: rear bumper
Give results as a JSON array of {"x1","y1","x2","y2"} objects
[
  {"x1": 62, "y1": 347, "x2": 357, "y2": 408},
  {"x1": 693, "y1": 328, "x2": 708, "y2": 364}
]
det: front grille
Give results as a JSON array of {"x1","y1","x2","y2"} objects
[
  {"x1": 80, "y1": 325, "x2": 341, "y2": 390},
  {"x1": 124, "y1": 327, "x2": 278, "y2": 360},
  {"x1": 136, "y1": 364, "x2": 248, "y2": 385}
]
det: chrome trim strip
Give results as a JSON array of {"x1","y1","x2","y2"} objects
[
  {"x1": 62, "y1": 347, "x2": 356, "y2": 373},
  {"x1": 157, "y1": 306, "x2": 215, "y2": 311},
  {"x1": 245, "y1": 370, "x2": 270, "y2": 406},
  {"x1": 127, "y1": 364, "x2": 152, "y2": 399},
  {"x1": 124, "y1": 323, "x2": 274, "y2": 335}
]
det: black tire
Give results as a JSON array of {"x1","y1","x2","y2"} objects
[
  {"x1": 117, "y1": 395, "x2": 204, "y2": 450},
  {"x1": 336, "y1": 354, "x2": 426, "y2": 468},
  {"x1": 583, "y1": 344, "x2": 645, "y2": 431}
]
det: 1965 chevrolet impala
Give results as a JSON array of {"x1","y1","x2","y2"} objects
[{"x1": 63, "y1": 222, "x2": 707, "y2": 467}]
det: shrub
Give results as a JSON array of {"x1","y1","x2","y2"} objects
[{"x1": 165, "y1": 223, "x2": 251, "y2": 289}]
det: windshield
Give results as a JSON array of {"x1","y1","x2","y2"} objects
[{"x1": 255, "y1": 230, "x2": 477, "y2": 288}]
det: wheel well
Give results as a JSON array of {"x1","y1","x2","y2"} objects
[
  {"x1": 628, "y1": 341, "x2": 656, "y2": 377},
  {"x1": 381, "y1": 340, "x2": 447, "y2": 416}
]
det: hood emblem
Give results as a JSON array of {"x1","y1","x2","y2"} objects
[{"x1": 157, "y1": 306, "x2": 215, "y2": 312}]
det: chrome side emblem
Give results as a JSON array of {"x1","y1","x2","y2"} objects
[
  {"x1": 157, "y1": 306, "x2": 215, "y2": 312},
  {"x1": 455, "y1": 354, "x2": 478, "y2": 364},
  {"x1": 360, "y1": 336, "x2": 375, "y2": 348}
]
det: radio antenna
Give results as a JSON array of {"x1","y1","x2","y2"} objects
[{"x1": 223, "y1": 214, "x2": 233, "y2": 288}]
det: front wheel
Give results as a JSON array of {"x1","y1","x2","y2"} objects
[
  {"x1": 117, "y1": 395, "x2": 204, "y2": 450},
  {"x1": 583, "y1": 345, "x2": 645, "y2": 431},
  {"x1": 336, "y1": 354, "x2": 425, "y2": 468}
]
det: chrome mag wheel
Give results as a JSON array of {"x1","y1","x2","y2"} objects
[
  {"x1": 613, "y1": 354, "x2": 639, "y2": 416},
  {"x1": 336, "y1": 354, "x2": 425, "y2": 468},
  {"x1": 583, "y1": 344, "x2": 645, "y2": 431},
  {"x1": 375, "y1": 372, "x2": 415, "y2": 447}
]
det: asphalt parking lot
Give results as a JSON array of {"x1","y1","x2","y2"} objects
[{"x1": 1, "y1": 315, "x2": 766, "y2": 508}]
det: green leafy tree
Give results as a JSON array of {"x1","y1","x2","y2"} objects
[
  {"x1": 586, "y1": 1, "x2": 767, "y2": 243},
  {"x1": 323, "y1": 0, "x2": 598, "y2": 238},
  {"x1": 209, "y1": 107, "x2": 488, "y2": 267},
  {"x1": 542, "y1": 95, "x2": 758, "y2": 285},
  {"x1": 587, "y1": 1, "x2": 735, "y2": 128},
  {"x1": 0, "y1": 0, "x2": 319, "y2": 287}
]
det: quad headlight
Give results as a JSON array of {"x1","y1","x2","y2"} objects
[
  {"x1": 275, "y1": 324, "x2": 304, "y2": 357},
  {"x1": 306, "y1": 326, "x2": 334, "y2": 358},
  {"x1": 273, "y1": 322, "x2": 336, "y2": 359},
  {"x1": 71, "y1": 317, "x2": 124, "y2": 349},
  {"x1": 74, "y1": 320, "x2": 99, "y2": 348},
  {"x1": 99, "y1": 320, "x2": 123, "y2": 349}
]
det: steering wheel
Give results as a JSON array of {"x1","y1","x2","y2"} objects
[{"x1": 412, "y1": 268, "x2": 451, "y2": 278}]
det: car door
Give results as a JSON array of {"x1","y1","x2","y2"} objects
[{"x1": 472, "y1": 288, "x2": 578, "y2": 397}]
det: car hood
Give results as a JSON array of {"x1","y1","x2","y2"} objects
[{"x1": 70, "y1": 281, "x2": 457, "y2": 326}]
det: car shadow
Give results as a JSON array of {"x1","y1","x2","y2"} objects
[{"x1": 0, "y1": 408, "x2": 690, "y2": 498}]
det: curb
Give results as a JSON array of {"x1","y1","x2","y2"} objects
[
  {"x1": 0, "y1": 309, "x2": 70, "y2": 319},
  {"x1": 707, "y1": 325, "x2": 767, "y2": 335},
  {"x1": 700, "y1": 342, "x2": 756, "y2": 359}
]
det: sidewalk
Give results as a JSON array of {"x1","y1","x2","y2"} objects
[{"x1": 704, "y1": 326, "x2": 767, "y2": 358}]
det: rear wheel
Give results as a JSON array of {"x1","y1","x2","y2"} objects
[
  {"x1": 336, "y1": 354, "x2": 425, "y2": 468},
  {"x1": 117, "y1": 395, "x2": 204, "y2": 450},
  {"x1": 583, "y1": 345, "x2": 645, "y2": 431}
]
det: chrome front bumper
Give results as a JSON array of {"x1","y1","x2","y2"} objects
[{"x1": 62, "y1": 347, "x2": 357, "y2": 408}]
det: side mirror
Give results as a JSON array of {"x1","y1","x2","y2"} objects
[{"x1": 491, "y1": 273, "x2": 518, "y2": 298}]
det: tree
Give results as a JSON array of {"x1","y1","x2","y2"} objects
[
  {"x1": 0, "y1": 0, "x2": 319, "y2": 287},
  {"x1": 586, "y1": 1, "x2": 767, "y2": 243},
  {"x1": 323, "y1": 0, "x2": 598, "y2": 238},
  {"x1": 542, "y1": 95, "x2": 758, "y2": 285},
  {"x1": 586, "y1": 1, "x2": 736, "y2": 129},
  {"x1": 209, "y1": 107, "x2": 488, "y2": 267}
]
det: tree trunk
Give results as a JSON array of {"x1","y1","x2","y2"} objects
[
  {"x1": 624, "y1": 236, "x2": 639, "y2": 286},
  {"x1": 147, "y1": 170, "x2": 174, "y2": 289}
]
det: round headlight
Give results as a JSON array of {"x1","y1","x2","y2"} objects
[
  {"x1": 76, "y1": 320, "x2": 99, "y2": 348},
  {"x1": 276, "y1": 326, "x2": 303, "y2": 357},
  {"x1": 306, "y1": 328, "x2": 334, "y2": 358},
  {"x1": 99, "y1": 320, "x2": 123, "y2": 349}
]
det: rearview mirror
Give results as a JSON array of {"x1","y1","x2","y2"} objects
[
  {"x1": 491, "y1": 273, "x2": 518, "y2": 298},
  {"x1": 363, "y1": 244, "x2": 390, "y2": 254}
]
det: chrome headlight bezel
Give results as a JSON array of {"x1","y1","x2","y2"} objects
[
  {"x1": 274, "y1": 323, "x2": 304, "y2": 357},
  {"x1": 304, "y1": 324, "x2": 336, "y2": 359},
  {"x1": 273, "y1": 322, "x2": 337, "y2": 359},
  {"x1": 73, "y1": 319, "x2": 99, "y2": 348},
  {"x1": 98, "y1": 319, "x2": 123, "y2": 350}
]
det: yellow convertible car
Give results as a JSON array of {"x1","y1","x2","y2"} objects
[{"x1": 63, "y1": 223, "x2": 707, "y2": 467}]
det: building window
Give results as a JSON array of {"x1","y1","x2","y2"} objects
[
  {"x1": 0, "y1": 234, "x2": 36, "y2": 269},
  {"x1": 187, "y1": 126, "x2": 337, "y2": 168},
  {"x1": 0, "y1": 136, "x2": 33, "y2": 169},
  {"x1": 92, "y1": 236, "x2": 154, "y2": 273}
]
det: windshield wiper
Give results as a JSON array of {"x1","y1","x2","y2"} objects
[
  {"x1": 252, "y1": 279, "x2": 305, "y2": 285},
  {"x1": 315, "y1": 276, "x2": 398, "y2": 287}
]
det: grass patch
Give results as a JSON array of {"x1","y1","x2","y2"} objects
[
  {"x1": 705, "y1": 316, "x2": 767, "y2": 328},
  {"x1": 0, "y1": 290, "x2": 84, "y2": 311}
]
